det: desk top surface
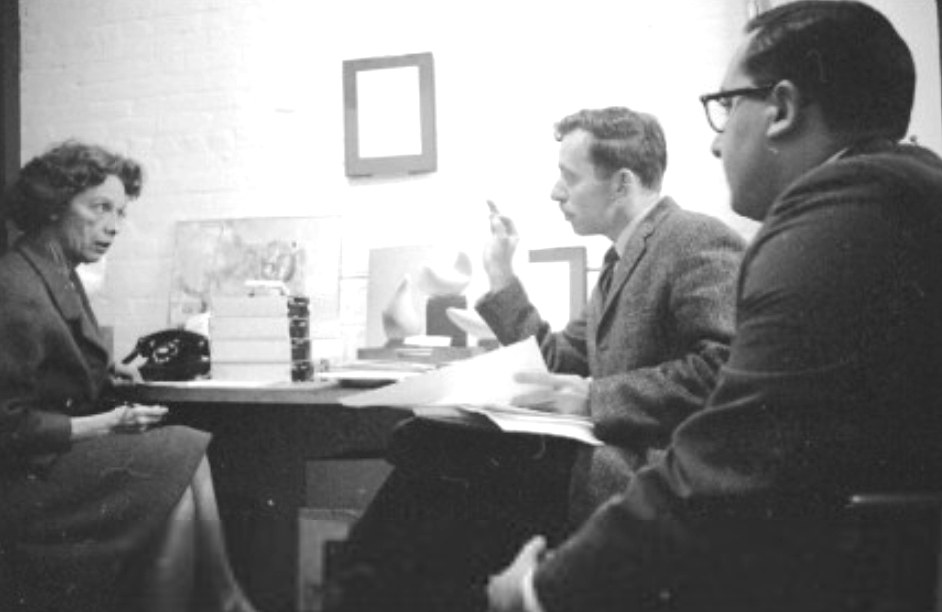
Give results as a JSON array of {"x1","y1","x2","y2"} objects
[{"x1": 126, "y1": 380, "x2": 360, "y2": 405}]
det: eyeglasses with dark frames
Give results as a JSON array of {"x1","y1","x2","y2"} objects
[{"x1": 699, "y1": 84, "x2": 776, "y2": 133}]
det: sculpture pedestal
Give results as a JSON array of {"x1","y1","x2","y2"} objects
[{"x1": 425, "y1": 294, "x2": 468, "y2": 347}]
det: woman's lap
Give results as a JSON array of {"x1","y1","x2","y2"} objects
[{"x1": 1, "y1": 424, "x2": 210, "y2": 611}]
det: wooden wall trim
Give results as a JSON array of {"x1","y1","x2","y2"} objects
[
  {"x1": 938, "y1": 0, "x2": 942, "y2": 152},
  {"x1": 0, "y1": 0, "x2": 19, "y2": 252}
]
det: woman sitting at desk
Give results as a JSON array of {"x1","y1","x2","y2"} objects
[{"x1": 0, "y1": 141, "x2": 259, "y2": 612}]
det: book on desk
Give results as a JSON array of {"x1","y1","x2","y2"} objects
[
  {"x1": 209, "y1": 295, "x2": 314, "y2": 383},
  {"x1": 318, "y1": 339, "x2": 488, "y2": 388}
]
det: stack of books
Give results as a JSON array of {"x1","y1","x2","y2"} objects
[{"x1": 209, "y1": 295, "x2": 313, "y2": 382}]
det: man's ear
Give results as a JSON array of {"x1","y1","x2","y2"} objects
[
  {"x1": 612, "y1": 168, "x2": 635, "y2": 197},
  {"x1": 766, "y1": 80, "x2": 804, "y2": 139}
]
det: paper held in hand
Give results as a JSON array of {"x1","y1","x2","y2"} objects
[{"x1": 340, "y1": 338, "x2": 601, "y2": 446}]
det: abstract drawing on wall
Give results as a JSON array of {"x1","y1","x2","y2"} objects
[{"x1": 168, "y1": 216, "x2": 342, "y2": 337}]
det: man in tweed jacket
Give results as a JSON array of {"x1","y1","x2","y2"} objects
[
  {"x1": 477, "y1": 107, "x2": 746, "y2": 523},
  {"x1": 328, "y1": 108, "x2": 744, "y2": 612}
]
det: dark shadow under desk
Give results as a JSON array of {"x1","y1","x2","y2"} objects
[{"x1": 122, "y1": 381, "x2": 408, "y2": 612}]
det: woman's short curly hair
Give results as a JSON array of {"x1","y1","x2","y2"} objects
[{"x1": 6, "y1": 140, "x2": 144, "y2": 234}]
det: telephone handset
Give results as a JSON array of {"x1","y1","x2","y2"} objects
[{"x1": 122, "y1": 329, "x2": 210, "y2": 382}]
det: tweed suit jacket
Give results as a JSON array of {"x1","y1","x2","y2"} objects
[
  {"x1": 530, "y1": 142, "x2": 942, "y2": 612},
  {"x1": 476, "y1": 197, "x2": 746, "y2": 522}
]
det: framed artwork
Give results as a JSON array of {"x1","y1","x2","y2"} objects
[
  {"x1": 167, "y1": 216, "x2": 342, "y2": 338},
  {"x1": 342, "y1": 52, "x2": 437, "y2": 177}
]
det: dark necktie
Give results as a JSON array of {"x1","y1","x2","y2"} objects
[{"x1": 597, "y1": 247, "x2": 620, "y2": 301}]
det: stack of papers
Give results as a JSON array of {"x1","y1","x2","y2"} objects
[{"x1": 340, "y1": 338, "x2": 601, "y2": 446}]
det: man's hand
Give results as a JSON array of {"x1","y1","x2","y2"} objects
[
  {"x1": 512, "y1": 371, "x2": 590, "y2": 416},
  {"x1": 483, "y1": 199, "x2": 520, "y2": 292},
  {"x1": 487, "y1": 536, "x2": 547, "y2": 612}
]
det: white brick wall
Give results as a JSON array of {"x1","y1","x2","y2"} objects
[{"x1": 18, "y1": 0, "x2": 940, "y2": 360}]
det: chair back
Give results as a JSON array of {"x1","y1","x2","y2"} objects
[{"x1": 845, "y1": 492, "x2": 942, "y2": 612}]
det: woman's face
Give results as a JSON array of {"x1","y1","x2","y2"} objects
[{"x1": 52, "y1": 175, "x2": 128, "y2": 265}]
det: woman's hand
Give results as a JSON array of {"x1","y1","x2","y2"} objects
[
  {"x1": 111, "y1": 403, "x2": 169, "y2": 433},
  {"x1": 110, "y1": 361, "x2": 143, "y2": 386},
  {"x1": 70, "y1": 403, "x2": 169, "y2": 440}
]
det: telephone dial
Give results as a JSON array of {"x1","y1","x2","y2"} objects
[{"x1": 122, "y1": 329, "x2": 210, "y2": 382}]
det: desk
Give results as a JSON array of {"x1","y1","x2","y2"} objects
[{"x1": 123, "y1": 381, "x2": 408, "y2": 612}]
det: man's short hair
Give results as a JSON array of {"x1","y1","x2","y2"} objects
[
  {"x1": 554, "y1": 107, "x2": 667, "y2": 190},
  {"x1": 744, "y1": 0, "x2": 914, "y2": 141}
]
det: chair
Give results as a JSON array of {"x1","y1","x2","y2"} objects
[
  {"x1": 840, "y1": 492, "x2": 942, "y2": 612},
  {"x1": 670, "y1": 492, "x2": 942, "y2": 612},
  {"x1": 0, "y1": 536, "x2": 14, "y2": 610}
]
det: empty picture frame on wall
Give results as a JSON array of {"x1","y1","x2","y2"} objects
[{"x1": 342, "y1": 52, "x2": 437, "y2": 177}]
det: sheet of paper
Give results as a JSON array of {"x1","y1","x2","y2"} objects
[
  {"x1": 340, "y1": 338, "x2": 549, "y2": 408},
  {"x1": 479, "y1": 413, "x2": 601, "y2": 446},
  {"x1": 460, "y1": 405, "x2": 602, "y2": 446}
]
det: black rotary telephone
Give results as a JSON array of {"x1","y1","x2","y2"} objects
[{"x1": 122, "y1": 329, "x2": 211, "y2": 382}]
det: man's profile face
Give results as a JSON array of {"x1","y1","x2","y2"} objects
[
  {"x1": 550, "y1": 129, "x2": 618, "y2": 238},
  {"x1": 712, "y1": 32, "x2": 778, "y2": 222}
]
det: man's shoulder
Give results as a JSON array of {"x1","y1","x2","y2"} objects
[
  {"x1": 653, "y1": 199, "x2": 745, "y2": 246},
  {"x1": 779, "y1": 144, "x2": 942, "y2": 222},
  {"x1": 807, "y1": 143, "x2": 942, "y2": 194}
]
